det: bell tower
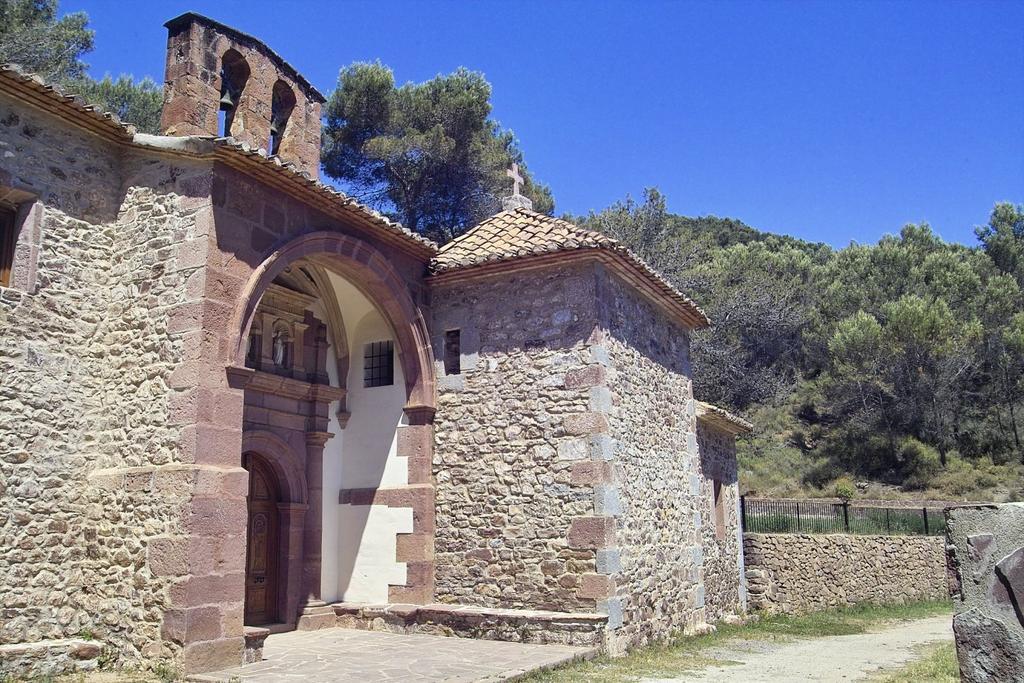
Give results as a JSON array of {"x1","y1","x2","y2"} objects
[{"x1": 159, "y1": 12, "x2": 325, "y2": 178}]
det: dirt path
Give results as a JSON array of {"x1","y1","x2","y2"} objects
[{"x1": 642, "y1": 615, "x2": 953, "y2": 682}]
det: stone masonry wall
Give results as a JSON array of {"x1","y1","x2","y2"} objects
[
  {"x1": 743, "y1": 533, "x2": 947, "y2": 614},
  {"x1": 945, "y1": 503, "x2": 1024, "y2": 683},
  {"x1": 1, "y1": 96, "x2": 122, "y2": 667},
  {"x1": 696, "y1": 422, "x2": 743, "y2": 621},
  {"x1": 597, "y1": 269, "x2": 705, "y2": 650},
  {"x1": 431, "y1": 261, "x2": 722, "y2": 652},
  {"x1": 431, "y1": 263, "x2": 603, "y2": 612},
  {"x1": 0, "y1": 94, "x2": 220, "y2": 676},
  {"x1": 3, "y1": 84, "x2": 438, "y2": 677},
  {"x1": 84, "y1": 150, "x2": 219, "y2": 668}
]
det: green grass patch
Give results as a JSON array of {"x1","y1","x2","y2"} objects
[
  {"x1": 524, "y1": 600, "x2": 952, "y2": 683},
  {"x1": 743, "y1": 506, "x2": 946, "y2": 536},
  {"x1": 874, "y1": 642, "x2": 959, "y2": 682}
]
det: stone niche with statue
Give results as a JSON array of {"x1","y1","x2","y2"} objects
[{"x1": 245, "y1": 282, "x2": 330, "y2": 384}]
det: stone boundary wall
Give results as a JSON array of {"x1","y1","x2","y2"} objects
[
  {"x1": 743, "y1": 533, "x2": 947, "y2": 614},
  {"x1": 748, "y1": 497, "x2": 978, "y2": 509}
]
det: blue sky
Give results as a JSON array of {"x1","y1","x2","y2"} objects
[{"x1": 68, "y1": 0, "x2": 1022, "y2": 247}]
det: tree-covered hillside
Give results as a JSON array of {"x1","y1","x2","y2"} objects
[{"x1": 577, "y1": 191, "x2": 1024, "y2": 501}]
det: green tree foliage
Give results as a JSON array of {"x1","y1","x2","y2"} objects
[
  {"x1": 575, "y1": 189, "x2": 827, "y2": 409},
  {"x1": 0, "y1": 0, "x2": 162, "y2": 133},
  {"x1": 69, "y1": 74, "x2": 163, "y2": 133},
  {"x1": 823, "y1": 297, "x2": 981, "y2": 475},
  {"x1": 688, "y1": 241, "x2": 821, "y2": 409},
  {"x1": 976, "y1": 201, "x2": 1024, "y2": 285},
  {"x1": 581, "y1": 194, "x2": 1024, "y2": 492},
  {"x1": 0, "y1": 0, "x2": 92, "y2": 81},
  {"x1": 322, "y1": 62, "x2": 553, "y2": 242}
]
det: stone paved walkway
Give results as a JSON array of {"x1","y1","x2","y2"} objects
[
  {"x1": 190, "y1": 628, "x2": 592, "y2": 682},
  {"x1": 642, "y1": 614, "x2": 953, "y2": 682}
]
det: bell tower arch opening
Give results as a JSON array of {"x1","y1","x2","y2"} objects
[
  {"x1": 270, "y1": 80, "x2": 296, "y2": 156},
  {"x1": 218, "y1": 49, "x2": 250, "y2": 137},
  {"x1": 159, "y1": 12, "x2": 327, "y2": 176}
]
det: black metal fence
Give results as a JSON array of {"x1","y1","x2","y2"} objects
[{"x1": 740, "y1": 497, "x2": 946, "y2": 536}]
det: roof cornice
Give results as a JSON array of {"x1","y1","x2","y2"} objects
[
  {"x1": 430, "y1": 208, "x2": 710, "y2": 329},
  {"x1": 427, "y1": 248, "x2": 710, "y2": 330},
  {"x1": 0, "y1": 64, "x2": 136, "y2": 143},
  {"x1": 205, "y1": 140, "x2": 437, "y2": 259},
  {"x1": 0, "y1": 66, "x2": 436, "y2": 261}
]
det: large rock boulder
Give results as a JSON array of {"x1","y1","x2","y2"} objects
[{"x1": 945, "y1": 503, "x2": 1024, "y2": 683}]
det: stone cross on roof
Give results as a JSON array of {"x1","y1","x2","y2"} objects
[
  {"x1": 507, "y1": 163, "x2": 523, "y2": 195},
  {"x1": 501, "y1": 162, "x2": 533, "y2": 211}
]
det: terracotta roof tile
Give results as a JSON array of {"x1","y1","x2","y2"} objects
[
  {"x1": 203, "y1": 136, "x2": 436, "y2": 253},
  {"x1": 0, "y1": 63, "x2": 136, "y2": 140},
  {"x1": 432, "y1": 208, "x2": 710, "y2": 328}
]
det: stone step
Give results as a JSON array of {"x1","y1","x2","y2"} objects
[
  {"x1": 0, "y1": 638, "x2": 103, "y2": 678},
  {"x1": 331, "y1": 602, "x2": 609, "y2": 649}
]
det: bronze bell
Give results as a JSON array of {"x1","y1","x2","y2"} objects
[
  {"x1": 219, "y1": 71, "x2": 240, "y2": 111},
  {"x1": 219, "y1": 90, "x2": 236, "y2": 110}
]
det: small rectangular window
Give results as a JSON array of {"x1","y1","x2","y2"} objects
[
  {"x1": 0, "y1": 205, "x2": 15, "y2": 288},
  {"x1": 713, "y1": 479, "x2": 726, "y2": 541},
  {"x1": 444, "y1": 329, "x2": 461, "y2": 375},
  {"x1": 363, "y1": 340, "x2": 394, "y2": 387}
]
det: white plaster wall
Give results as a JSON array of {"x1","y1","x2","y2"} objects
[
  {"x1": 320, "y1": 272, "x2": 411, "y2": 604},
  {"x1": 338, "y1": 504, "x2": 414, "y2": 603},
  {"x1": 319, "y1": 297, "x2": 344, "y2": 603},
  {"x1": 341, "y1": 309, "x2": 408, "y2": 489}
]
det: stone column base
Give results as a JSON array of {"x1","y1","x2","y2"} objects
[
  {"x1": 242, "y1": 626, "x2": 269, "y2": 665},
  {"x1": 295, "y1": 602, "x2": 336, "y2": 631}
]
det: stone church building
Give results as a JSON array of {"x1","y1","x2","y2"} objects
[{"x1": 0, "y1": 13, "x2": 751, "y2": 677}]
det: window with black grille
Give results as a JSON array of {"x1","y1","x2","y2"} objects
[
  {"x1": 363, "y1": 340, "x2": 394, "y2": 387},
  {"x1": 444, "y1": 329, "x2": 461, "y2": 375}
]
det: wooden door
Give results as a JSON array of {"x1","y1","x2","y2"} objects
[{"x1": 244, "y1": 454, "x2": 279, "y2": 625}]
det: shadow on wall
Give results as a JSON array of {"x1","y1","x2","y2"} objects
[
  {"x1": 434, "y1": 263, "x2": 696, "y2": 383},
  {"x1": 698, "y1": 426, "x2": 739, "y2": 488},
  {"x1": 596, "y1": 265, "x2": 693, "y2": 379},
  {"x1": 329, "y1": 297, "x2": 411, "y2": 603}
]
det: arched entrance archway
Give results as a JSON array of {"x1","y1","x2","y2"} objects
[
  {"x1": 243, "y1": 452, "x2": 280, "y2": 626},
  {"x1": 227, "y1": 231, "x2": 436, "y2": 415},
  {"x1": 224, "y1": 232, "x2": 438, "y2": 630}
]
